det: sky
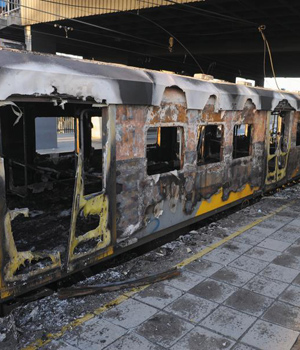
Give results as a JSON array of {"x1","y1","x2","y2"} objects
[{"x1": 264, "y1": 78, "x2": 300, "y2": 92}]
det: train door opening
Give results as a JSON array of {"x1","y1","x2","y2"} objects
[
  {"x1": 0, "y1": 101, "x2": 110, "y2": 283},
  {"x1": 266, "y1": 111, "x2": 291, "y2": 184}
]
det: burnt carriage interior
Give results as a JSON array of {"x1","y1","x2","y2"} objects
[
  {"x1": 146, "y1": 126, "x2": 183, "y2": 175},
  {"x1": 232, "y1": 124, "x2": 252, "y2": 159},
  {"x1": 0, "y1": 101, "x2": 104, "y2": 270}
]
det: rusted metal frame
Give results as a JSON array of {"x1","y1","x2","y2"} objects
[{"x1": 66, "y1": 107, "x2": 114, "y2": 271}]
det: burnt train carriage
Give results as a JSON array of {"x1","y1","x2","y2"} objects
[{"x1": 0, "y1": 49, "x2": 300, "y2": 302}]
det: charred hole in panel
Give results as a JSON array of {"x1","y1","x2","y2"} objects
[
  {"x1": 197, "y1": 124, "x2": 223, "y2": 166},
  {"x1": 146, "y1": 126, "x2": 183, "y2": 175},
  {"x1": 232, "y1": 124, "x2": 252, "y2": 159}
]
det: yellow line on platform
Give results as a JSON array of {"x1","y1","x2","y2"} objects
[{"x1": 22, "y1": 201, "x2": 293, "y2": 350}]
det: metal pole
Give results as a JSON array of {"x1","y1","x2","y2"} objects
[{"x1": 24, "y1": 25, "x2": 32, "y2": 51}]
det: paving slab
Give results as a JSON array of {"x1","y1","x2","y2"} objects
[
  {"x1": 241, "y1": 320, "x2": 299, "y2": 350},
  {"x1": 292, "y1": 273, "x2": 300, "y2": 286},
  {"x1": 232, "y1": 344, "x2": 257, "y2": 350},
  {"x1": 279, "y1": 284, "x2": 300, "y2": 307},
  {"x1": 134, "y1": 283, "x2": 183, "y2": 309},
  {"x1": 244, "y1": 226, "x2": 276, "y2": 236},
  {"x1": 200, "y1": 305, "x2": 256, "y2": 340},
  {"x1": 229, "y1": 255, "x2": 269, "y2": 274},
  {"x1": 224, "y1": 289, "x2": 273, "y2": 317},
  {"x1": 257, "y1": 219, "x2": 290, "y2": 231},
  {"x1": 290, "y1": 218, "x2": 300, "y2": 227},
  {"x1": 286, "y1": 244, "x2": 300, "y2": 257},
  {"x1": 276, "y1": 210, "x2": 299, "y2": 218},
  {"x1": 163, "y1": 270, "x2": 205, "y2": 291},
  {"x1": 221, "y1": 241, "x2": 253, "y2": 255},
  {"x1": 244, "y1": 275, "x2": 289, "y2": 298},
  {"x1": 233, "y1": 233, "x2": 263, "y2": 246},
  {"x1": 184, "y1": 259, "x2": 223, "y2": 277},
  {"x1": 271, "y1": 226, "x2": 300, "y2": 243},
  {"x1": 165, "y1": 293, "x2": 218, "y2": 323},
  {"x1": 259, "y1": 263, "x2": 299, "y2": 283},
  {"x1": 258, "y1": 238, "x2": 291, "y2": 252},
  {"x1": 204, "y1": 247, "x2": 241, "y2": 265},
  {"x1": 102, "y1": 298, "x2": 158, "y2": 329},
  {"x1": 263, "y1": 301, "x2": 300, "y2": 331},
  {"x1": 245, "y1": 247, "x2": 281, "y2": 262},
  {"x1": 136, "y1": 311, "x2": 193, "y2": 348},
  {"x1": 103, "y1": 332, "x2": 164, "y2": 350},
  {"x1": 170, "y1": 326, "x2": 235, "y2": 350},
  {"x1": 211, "y1": 266, "x2": 255, "y2": 287},
  {"x1": 233, "y1": 227, "x2": 275, "y2": 246},
  {"x1": 189, "y1": 278, "x2": 238, "y2": 303},
  {"x1": 272, "y1": 254, "x2": 300, "y2": 270},
  {"x1": 61, "y1": 318, "x2": 127, "y2": 350}
]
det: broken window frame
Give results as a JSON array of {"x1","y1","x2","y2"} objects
[
  {"x1": 232, "y1": 123, "x2": 252, "y2": 159},
  {"x1": 146, "y1": 125, "x2": 184, "y2": 176},
  {"x1": 197, "y1": 124, "x2": 224, "y2": 166}
]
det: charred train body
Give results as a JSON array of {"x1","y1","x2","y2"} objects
[{"x1": 0, "y1": 49, "x2": 300, "y2": 301}]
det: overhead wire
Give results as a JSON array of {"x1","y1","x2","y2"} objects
[
  {"x1": 15, "y1": 0, "x2": 260, "y2": 73},
  {"x1": 134, "y1": 13, "x2": 204, "y2": 73},
  {"x1": 10, "y1": 0, "x2": 205, "y2": 73},
  {"x1": 7, "y1": 1, "x2": 166, "y2": 49},
  {"x1": 160, "y1": 0, "x2": 258, "y2": 27},
  {"x1": 6, "y1": 0, "x2": 205, "y2": 72},
  {"x1": 258, "y1": 25, "x2": 280, "y2": 90},
  {"x1": 6, "y1": 13, "x2": 208, "y2": 71},
  {"x1": 3, "y1": 1, "x2": 266, "y2": 78}
]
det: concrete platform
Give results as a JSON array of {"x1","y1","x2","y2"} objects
[{"x1": 34, "y1": 196, "x2": 300, "y2": 350}]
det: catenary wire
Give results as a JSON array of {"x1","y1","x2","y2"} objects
[
  {"x1": 8, "y1": 1, "x2": 204, "y2": 71},
  {"x1": 3, "y1": 2, "x2": 265, "y2": 78}
]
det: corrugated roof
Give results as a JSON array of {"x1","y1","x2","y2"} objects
[{"x1": 20, "y1": 0, "x2": 202, "y2": 26}]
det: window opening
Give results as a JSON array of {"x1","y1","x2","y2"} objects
[
  {"x1": 197, "y1": 125, "x2": 223, "y2": 165},
  {"x1": 232, "y1": 124, "x2": 252, "y2": 159},
  {"x1": 82, "y1": 114, "x2": 103, "y2": 195},
  {"x1": 36, "y1": 117, "x2": 75, "y2": 155},
  {"x1": 296, "y1": 122, "x2": 300, "y2": 146},
  {"x1": 146, "y1": 126, "x2": 183, "y2": 175}
]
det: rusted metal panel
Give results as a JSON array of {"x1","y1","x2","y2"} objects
[{"x1": 20, "y1": 0, "x2": 202, "y2": 26}]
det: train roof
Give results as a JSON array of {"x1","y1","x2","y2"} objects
[{"x1": 0, "y1": 48, "x2": 300, "y2": 111}]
